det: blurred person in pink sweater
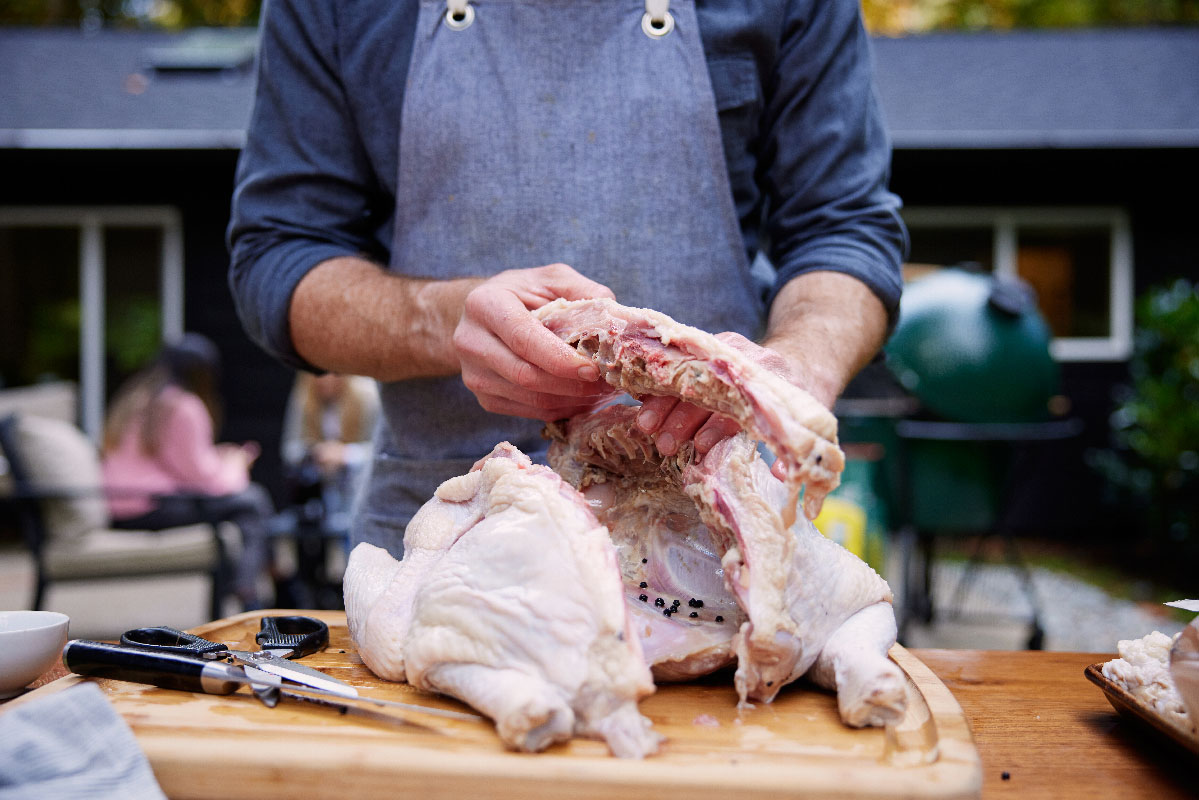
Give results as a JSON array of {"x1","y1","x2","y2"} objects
[{"x1": 101, "y1": 333, "x2": 278, "y2": 609}]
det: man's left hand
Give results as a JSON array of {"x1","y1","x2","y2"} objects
[
  {"x1": 633, "y1": 271, "x2": 887, "y2": 477},
  {"x1": 634, "y1": 332, "x2": 796, "y2": 467}
]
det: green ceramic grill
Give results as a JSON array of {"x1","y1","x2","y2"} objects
[{"x1": 885, "y1": 267, "x2": 1059, "y2": 424}]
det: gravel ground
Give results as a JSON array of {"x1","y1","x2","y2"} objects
[{"x1": 908, "y1": 560, "x2": 1189, "y2": 652}]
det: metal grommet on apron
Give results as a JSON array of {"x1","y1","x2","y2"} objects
[
  {"x1": 642, "y1": 0, "x2": 674, "y2": 38},
  {"x1": 445, "y1": 0, "x2": 474, "y2": 30},
  {"x1": 356, "y1": 0, "x2": 765, "y2": 555}
]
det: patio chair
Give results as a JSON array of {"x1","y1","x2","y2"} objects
[{"x1": 0, "y1": 413, "x2": 236, "y2": 619}]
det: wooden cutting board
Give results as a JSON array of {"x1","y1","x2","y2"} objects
[{"x1": 22, "y1": 610, "x2": 981, "y2": 799}]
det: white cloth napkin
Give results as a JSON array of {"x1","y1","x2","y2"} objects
[{"x1": 0, "y1": 683, "x2": 166, "y2": 799}]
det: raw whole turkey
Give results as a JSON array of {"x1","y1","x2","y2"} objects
[{"x1": 344, "y1": 298, "x2": 907, "y2": 757}]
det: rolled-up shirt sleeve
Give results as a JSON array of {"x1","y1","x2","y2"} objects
[
  {"x1": 227, "y1": 0, "x2": 384, "y2": 370},
  {"x1": 760, "y1": 0, "x2": 908, "y2": 325}
]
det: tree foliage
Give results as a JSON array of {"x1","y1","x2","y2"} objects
[
  {"x1": 861, "y1": 0, "x2": 1199, "y2": 35},
  {"x1": 3, "y1": 0, "x2": 1198, "y2": 30},
  {"x1": 0, "y1": 0, "x2": 261, "y2": 29},
  {"x1": 1087, "y1": 280, "x2": 1199, "y2": 568}
]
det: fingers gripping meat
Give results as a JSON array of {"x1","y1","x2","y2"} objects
[{"x1": 534, "y1": 298, "x2": 844, "y2": 521}]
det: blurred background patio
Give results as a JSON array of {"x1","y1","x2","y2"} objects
[{"x1": 1, "y1": 1, "x2": 1196, "y2": 646}]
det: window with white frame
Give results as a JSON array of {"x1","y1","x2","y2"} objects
[
  {"x1": 0, "y1": 207, "x2": 183, "y2": 439},
  {"x1": 901, "y1": 207, "x2": 1133, "y2": 362}
]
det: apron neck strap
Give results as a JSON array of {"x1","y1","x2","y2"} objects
[
  {"x1": 441, "y1": 1, "x2": 674, "y2": 39},
  {"x1": 642, "y1": 0, "x2": 674, "y2": 38},
  {"x1": 445, "y1": 0, "x2": 474, "y2": 31}
]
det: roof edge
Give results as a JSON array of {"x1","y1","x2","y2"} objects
[
  {"x1": 0, "y1": 128, "x2": 247, "y2": 150},
  {"x1": 4, "y1": 127, "x2": 1197, "y2": 152},
  {"x1": 892, "y1": 128, "x2": 1199, "y2": 149}
]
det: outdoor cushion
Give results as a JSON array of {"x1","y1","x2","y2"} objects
[
  {"x1": 0, "y1": 381, "x2": 77, "y2": 426},
  {"x1": 13, "y1": 415, "x2": 110, "y2": 542},
  {"x1": 42, "y1": 524, "x2": 219, "y2": 580}
]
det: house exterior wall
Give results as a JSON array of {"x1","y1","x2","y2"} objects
[
  {"x1": 890, "y1": 146, "x2": 1199, "y2": 538},
  {"x1": 0, "y1": 148, "x2": 295, "y2": 505},
  {"x1": 2, "y1": 145, "x2": 1194, "y2": 537}
]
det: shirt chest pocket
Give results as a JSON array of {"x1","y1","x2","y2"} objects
[
  {"x1": 707, "y1": 55, "x2": 762, "y2": 115},
  {"x1": 705, "y1": 55, "x2": 762, "y2": 212}
]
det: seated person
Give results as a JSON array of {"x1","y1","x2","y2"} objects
[
  {"x1": 281, "y1": 372, "x2": 378, "y2": 532},
  {"x1": 101, "y1": 333, "x2": 278, "y2": 609}
]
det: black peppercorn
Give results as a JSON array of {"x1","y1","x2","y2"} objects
[
  {"x1": 639, "y1": 594, "x2": 648, "y2": 602},
  {"x1": 639, "y1": 581, "x2": 647, "y2": 589},
  {"x1": 688, "y1": 598, "x2": 703, "y2": 608},
  {"x1": 655, "y1": 597, "x2": 665, "y2": 607},
  {"x1": 641, "y1": 558, "x2": 648, "y2": 564},
  {"x1": 663, "y1": 608, "x2": 673, "y2": 617},
  {"x1": 689, "y1": 612, "x2": 698, "y2": 618},
  {"x1": 715, "y1": 615, "x2": 724, "y2": 623}
]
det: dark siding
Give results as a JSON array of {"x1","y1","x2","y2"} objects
[
  {"x1": 2, "y1": 145, "x2": 1195, "y2": 532},
  {"x1": 890, "y1": 147, "x2": 1199, "y2": 538},
  {"x1": 0, "y1": 148, "x2": 295, "y2": 504}
]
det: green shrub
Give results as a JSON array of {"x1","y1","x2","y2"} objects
[{"x1": 1089, "y1": 279, "x2": 1199, "y2": 562}]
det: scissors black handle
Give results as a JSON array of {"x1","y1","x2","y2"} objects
[
  {"x1": 120, "y1": 626, "x2": 227, "y2": 658},
  {"x1": 256, "y1": 616, "x2": 328, "y2": 659},
  {"x1": 64, "y1": 640, "x2": 243, "y2": 695}
]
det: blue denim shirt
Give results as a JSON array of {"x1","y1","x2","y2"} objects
[{"x1": 228, "y1": 0, "x2": 907, "y2": 370}]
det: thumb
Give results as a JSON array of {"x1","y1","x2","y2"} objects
[{"x1": 541, "y1": 263, "x2": 616, "y2": 302}]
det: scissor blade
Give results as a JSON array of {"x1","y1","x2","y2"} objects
[
  {"x1": 243, "y1": 665, "x2": 282, "y2": 707},
  {"x1": 278, "y1": 682, "x2": 484, "y2": 722},
  {"x1": 239, "y1": 667, "x2": 482, "y2": 722},
  {"x1": 229, "y1": 650, "x2": 359, "y2": 699}
]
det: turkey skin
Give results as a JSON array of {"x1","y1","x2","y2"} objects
[{"x1": 344, "y1": 442, "x2": 660, "y2": 757}]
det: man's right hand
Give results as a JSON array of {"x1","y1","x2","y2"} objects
[
  {"x1": 452, "y1": 263, "x2": 617, "y2": 421},
  {"x1": 291, "y1": 257, "x2": 616, "y2": 419}
]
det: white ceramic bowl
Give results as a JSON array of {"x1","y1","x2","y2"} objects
[{"x1": 0, "y1": 610, "x2": 70, "y2": 698}]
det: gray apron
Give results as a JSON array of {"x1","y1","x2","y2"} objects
[{"x1": 355, "y1": 0, "x2": 764, "y2": 554}]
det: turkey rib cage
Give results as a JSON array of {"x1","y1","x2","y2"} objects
[{"x1": 534, "y1": 297, "x2": 844, "y2": 520}]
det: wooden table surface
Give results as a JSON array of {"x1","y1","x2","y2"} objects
[
  {"x1": 913, "y1": 649, "x2": 1195, "y2": 798},
  {"x1": 7, "y1": 648, "x2": 1196, "y2": 798}
]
